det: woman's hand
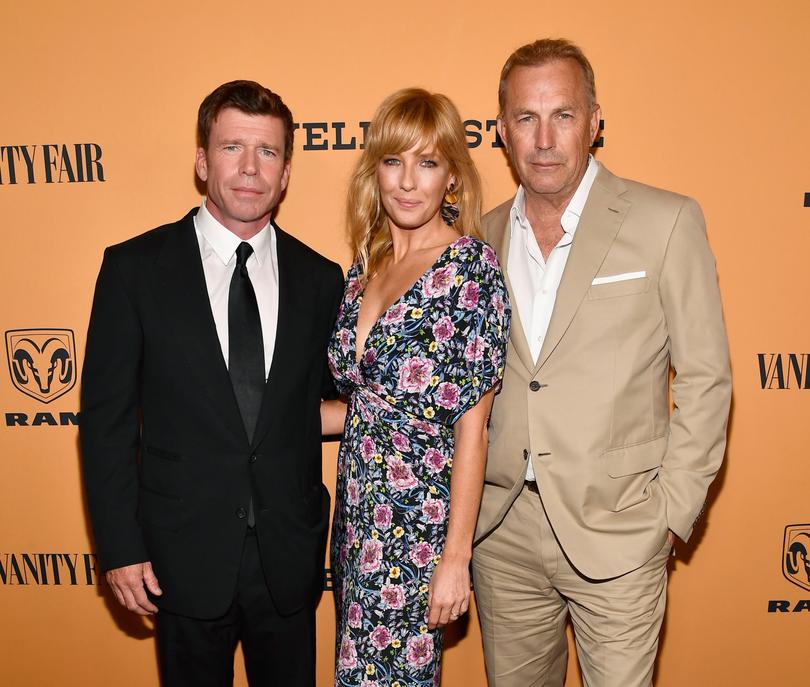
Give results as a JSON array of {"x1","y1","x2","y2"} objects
[{"x1": 427, "y1": 553, "x2": 471, "y2": 629}]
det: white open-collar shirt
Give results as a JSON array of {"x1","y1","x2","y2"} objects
[
  {"x1": 193, "y1": 199, "x2": 279, "y2": 378},
  {"x1": 507, "y1": 155, "x2": 598, "y2": 480}
]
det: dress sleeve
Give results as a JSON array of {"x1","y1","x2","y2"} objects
[{"x1": 447, "y1": 240, "x2": 511, "y2": 424}]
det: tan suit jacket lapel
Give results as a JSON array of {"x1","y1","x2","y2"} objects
[{"x1": 535, "y1": 167, "x2": 631, "y2": 372}]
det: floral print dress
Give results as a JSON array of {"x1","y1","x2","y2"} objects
[{"x1": 328, "y1": 236, "x2": 511, "y2": 687}]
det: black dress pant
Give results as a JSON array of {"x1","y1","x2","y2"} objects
[{"x1": 155, "y1": 530, "x2": 316, "y2": 687}]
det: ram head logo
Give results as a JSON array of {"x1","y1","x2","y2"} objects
[
  {"x1": 783, "y1": 525, "x2": 810, "y2": 592},
  {"x1": 5, "y1": 329, "x2": 77, "y2": 403}
]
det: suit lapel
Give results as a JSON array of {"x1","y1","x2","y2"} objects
[
  {"x1": 535, "y1": 167, "x2": 631, "y2": 371},
  {"x1": 489, "y1": 207, "x2": 535, "y2": 373},
  {"x1": 154, "y1": 211, "x2": 246, "y2": 440}
]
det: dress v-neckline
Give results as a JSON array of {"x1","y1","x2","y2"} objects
[{"x1": 353, "y1": 237, "x2": 463, "y2": 365}]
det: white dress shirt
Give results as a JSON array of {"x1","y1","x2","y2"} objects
[
  {"x1": 193, "y1": 199, "x2": 279, "y2": 378},
  {"x1": 507, "y1": 156, "x2": 599, "y2": 480}
]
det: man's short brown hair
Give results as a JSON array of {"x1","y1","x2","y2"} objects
[
  {"x1": 197, "y1": 80, "x2": 294, "y2": 161},
  {"x1": 498, "y1": 38, "x2": 597, "y2": 113}
]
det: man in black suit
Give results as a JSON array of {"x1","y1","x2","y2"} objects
[{"x1": 80, "y1": 80, "x2": 344, "y2": 687}]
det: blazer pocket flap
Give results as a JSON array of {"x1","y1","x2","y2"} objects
[
  {"x1": 587, "y1": 276, "x2": 650, "y2": 300},
  {"x1": 605, "y1": 435, "x2": 667, "y2": 477}
]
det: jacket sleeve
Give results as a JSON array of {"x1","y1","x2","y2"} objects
[
  {"x1": 657, "y1": 197, "x2": 731, "y2": 541},
  {"x1": 321, "y1": 261, "x2": 345, "y2": 401},
  {"x1": 79, "y1": 247, "x2": 148, "y2": 571}
]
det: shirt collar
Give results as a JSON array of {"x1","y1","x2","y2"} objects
[
  {"x1": 195, "y1": 198, "x2": 273, "y2": 267},
  {"x1": 510, "y1": 155, "x2": 599, "y2": 237}
]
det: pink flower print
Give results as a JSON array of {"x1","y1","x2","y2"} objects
[
  {"x1": 346, "y1": 367, "x2": 361, "y2": 385},
  {"x1": 421, "y1": 498, "x2": 446, "y2": 524},
  {"x1": 347, "y1": 479, "x2": 360, "y2": 506},
  {"x1": 406, "y1": 633, "x2": 434, "y2": 668},
  {"x1": 435, "y1": 382, "x2": 460, "y2": 410},
  {"x1": 397, "y1": 356, "x2": 434, "y2": 393},
  {"x1": 373, "y1": 503, "x2": 393, "y2": 530},
  {"x1": 456, "y1": 235, "x2": 473, "y2": 248},
  {"x1": 360, "y1": 538, "x2": 383, "y2": 573},
  {"x1": 387, "y1": 455, "x2": 418, "y2": 491},
  {"x1": 492, "y1": 293, "x2": 505, "y2": 319},
  {"x1": 361, "y1": 681, "x2": 379, "y2": 687},
  {"x1": 422, "y1": 264, "x2": 457, "y2": 298},
  {"x1": 458, "y1": 280, "x2": 480, "y2": 309},
  {"x1": 409, "y1": 541, "x2": 434, "y2": 568},
  {"x1": 412, "y1": 419, "x2": 439, "y2": 436},
  {"x1": 482, "y1": 244, "x2": 499, "y2": 269},
  {"x1": 432, "y1": 316, "x2": 455, "y2": 343},
  {"x1": 360, "y1": 436, "x2": 376, "y2": 462},
  {"x1": 337, "y1": 328, "x2": 351, "y2": 353},
  {"x1": 346, "y1": 521, "x2": 357, "y2": 548},
  {"x1": 369, "y1": 625, "x2": 393, "y2": 650},
  {"x1": 423, "y1": 448, "x2": 447, "y2": 474},
  {"x1": 380, "y1": 582, "x2": 406, "y2": 609},
  {"x1": 465, "y1": 335, "x2": 485, "y2": 362},
  {"x1": 362, "y1": 347, "x2": 377, "y2": 366},
  {"x1": 348, "y1": 602, "x2": 362, "y2": 628},
  {"x1": 346, "y1": 278, "x2": 362, "y2": 302},
  {"x1": 391, "y1": 431, "x2": 411, "y2": 453},
  {"x1": 383, "y1": 302, "x2": 408, "y2": 324},
  {"x1": 369, "y1": 381, "x2": 387, "y2": 398},
  {"x1": 339, "y1": 636, "x2": 358, "y2": 669}
]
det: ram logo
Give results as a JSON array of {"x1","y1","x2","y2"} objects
[
  {"x1": 5, "y1": 329, "x2": 77, "y2": 403},
  {"x1": 783, "y1": 524, "x2": 810, "y2": 592}
]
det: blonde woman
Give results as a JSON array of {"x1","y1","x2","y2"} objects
[{"x1": 322, "y1": 89, "x2": 510, "y2": 686}]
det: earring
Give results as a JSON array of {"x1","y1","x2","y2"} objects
[{"x1": 441, "y1": 184, "x2": 459, "y2": 226}]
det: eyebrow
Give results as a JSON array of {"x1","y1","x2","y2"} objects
[{"x1": 220, "y1": 138, "x2": 280, "y2": 150}]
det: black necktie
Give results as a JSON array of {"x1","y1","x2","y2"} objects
[{"x1": 228, "y1": 242, "x2": 265, "y2": 442}]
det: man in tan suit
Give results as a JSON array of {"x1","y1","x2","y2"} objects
[{"x1": 472, "y1": 39, "x2": 731, "y2": 686}]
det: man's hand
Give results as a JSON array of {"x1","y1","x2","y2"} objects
[{"x1": 106, "y1": 562, "x2": 162, "y2": 615}]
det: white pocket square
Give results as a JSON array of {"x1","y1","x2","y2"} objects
[{"x1": 591, "y1": 271, "x2": 646, "y2": 285}]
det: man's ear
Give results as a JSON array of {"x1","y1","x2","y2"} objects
[
  {"x1": 195, "y1": 147, "x2": 208, "y2": 182},
  {"x1": 280, "y1": 161, "x2": 291, "y2": 193},
  {"x1": 590, "y1": 105, "x2": 602, "y2": 146}
]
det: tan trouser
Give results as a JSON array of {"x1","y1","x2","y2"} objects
[{"x1": 472, "y1": 484, "x2": 670, "y2": 687}]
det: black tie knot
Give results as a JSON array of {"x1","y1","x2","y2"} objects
[{"x1": 235, "y1": 242, "x2": 254, "y2": 276}]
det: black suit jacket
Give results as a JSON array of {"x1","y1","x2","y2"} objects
[{"x1": 80, "y1": 209, "x2": 344, "y2": 618}]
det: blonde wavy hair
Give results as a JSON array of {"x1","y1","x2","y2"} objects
[{"x1": 347, "y1": 88, "x2": 482, "y2": 282}]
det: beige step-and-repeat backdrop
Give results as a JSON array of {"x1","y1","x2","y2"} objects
[{"x1": 2, "y1": 1, "x2": 809, "y2": 684}]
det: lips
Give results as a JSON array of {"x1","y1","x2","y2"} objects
[
  {"x1": 394, "y1": 198, "x2": 421, "y2": 208},
  {"x1": 232, "y1": 187, "x2": 264, "y2": 195}
]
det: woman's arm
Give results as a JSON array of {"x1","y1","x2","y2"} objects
[
  {"x1": 321, "y1": 398, "x2": 348, "y2": 436},
  {"x1": 427, "y1": 386, "x2": 496, "y2": 629}
]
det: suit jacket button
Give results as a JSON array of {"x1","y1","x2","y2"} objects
[
  {"x1": 236, "y1": 507, "x2": 247, "y2": 519},
  {"x1": 249, "y1": 454, "x2": 257, "y2": 464},
  {"x1": 529, "y1": 380, "x2": 541, "y2": 392}
]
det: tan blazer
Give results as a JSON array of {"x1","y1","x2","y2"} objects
[{"x1": 476, "y1": 164, "x2": 731, "y2": 580}]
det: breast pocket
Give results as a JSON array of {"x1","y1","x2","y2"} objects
[{"x1": 587, "y1": 276, "x2": 650, "y2": 300}]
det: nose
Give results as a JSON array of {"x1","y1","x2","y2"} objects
[
  {"x1": 399, "y1": 162, "x2": 416, "y2": 191},
  {"x1": 535, "y1": 120, "x2": 554, "y2": 151},
  {"x1": 240, "y1": 149, "x2": 258, "y2": 176}
]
